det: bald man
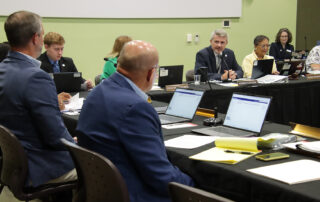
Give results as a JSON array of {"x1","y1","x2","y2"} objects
[{"x1": 76, "y1": 40, "x2": 194, "y2": 202}]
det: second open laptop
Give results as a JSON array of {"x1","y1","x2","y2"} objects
[
  {"x1": 159, "y1": 88, "x2": 204, "y2": 125},
  {"x1": 50, "y1": 72, "x2": 82, "y2": 93},
  {"x1": 158, "y1": 65, "x2": 184, "y2": 87},
  {"x1": 278, "y1": 59, "x2": 305, "y2": 76},
  {"x1": 192, "y1": 93, "x2": 272, "y2": 137},
  {"x1": 251, "y1": 59, "x2": 274, "y2": 79}
]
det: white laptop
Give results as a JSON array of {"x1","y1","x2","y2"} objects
[
  {"x1": 192, "y1": 93, "x2": 272, "y2": 137},
  {"x1": 159, "y1": 88, "x2": 204, "y2": 125}
]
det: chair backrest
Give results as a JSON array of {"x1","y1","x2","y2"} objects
[
  {"x1": 61, "y1": 138, "x2": 130, "y2": 202},
  {"x1": 0, "y1": 125, "x2": 28, "y2": 198},
  {"x1": 95, "y1": 74, "x2": 101, "y2": 86},
  {"x1": 169, "y1": 182, "x2": 234, "y2": 202},
  {"x1": 186, "y1": 69, "x2": 195, "y2": 81}
]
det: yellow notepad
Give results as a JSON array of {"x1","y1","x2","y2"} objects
[{"x1": 189, "y1": 137, "x2": 261, "y2": 164}]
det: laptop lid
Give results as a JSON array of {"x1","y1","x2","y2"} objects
[
  {"x1": 279, "y1": 59, "x2": 305, "y2": 76},
  {"x1": 51, "y1": 72, "x2": 82, "y2": 93},
  {"x1": 165, "y1": 88, "x2": 204, "y2": 120},
  {"x1": 158, "y1": 65, "x2": 183, "y2": 87},
  {"x1": 223, "y1": 93, "x2": 272, "y2": 133},
  {"x1": 251, "y1": 59, "x2": 274, "y2": 79}
]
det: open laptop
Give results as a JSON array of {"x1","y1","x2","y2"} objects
[
  {"x1": 159, "y1": 88, "x2": 204, "y2": 125},
  {"x1": 192, "y1": 93, "x2": 272, "y2": 137},
  {"x1": 158, "y1": 65, "x2": 183, "y2": 87},
  {"x1": 278, "y1": 59, "x2": 305, "y2": 76},
  {"x1": 51, "y1": 72, "x2": 82, "y2": 93},
  {"x1": 251, "y1": 59, "x2": 274, "y2": 79}
]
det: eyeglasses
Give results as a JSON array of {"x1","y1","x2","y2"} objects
[
  {"x1": 259, "y1": 44, "x2": 270, "y2": 49},
  {"x1": 151, "y1": 64, "x2": 159, "y2": 69},
  {"x1": 280, "y1": 35, "x2": 288, "y2": 38}
]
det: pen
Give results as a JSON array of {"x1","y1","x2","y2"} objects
[{"x1": 224, "y1": 150, "x2": 253, "y2": 155}]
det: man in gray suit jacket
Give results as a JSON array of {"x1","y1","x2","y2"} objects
[{"x1": 0, "y1": 10, "x2": 76, "y2": 198}]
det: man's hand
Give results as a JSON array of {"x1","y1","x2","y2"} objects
[
  {"x1": 272, "y1": 70, "x2": 280, "y2": 75},
  {"x1": 311, "y1": 64, "x2": 320, "y2": 70},
  {"x1": 228, "y1": 70, "x2": 237, "y2": 80},
  {"x1": 57, "y1": 92, "x2": 71, "y2": 110},
  {"x1": 221, "y1": 70, "x2": 229, "y2": 81},
  {"x1": 85, "y1": 80, "x2": 93, "y2": 89}
]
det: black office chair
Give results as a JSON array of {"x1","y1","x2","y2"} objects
[
  {"x1": 0, "y1": 125, "x2": 77, "y2": 202},
  {"x1": 169, "y1": 182, "x2": 234, "y2": 202},
  {"x1": 94, "y1": 74, "x2": 101, "y2": 86},
  {"x1": 186, "y1": 69, "x2": 195, "y2": 82},
  {"x1": 61, "y1": 138, "x2": 130, "y2": 202}
]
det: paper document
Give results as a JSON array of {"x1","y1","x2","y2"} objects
[
  {"x1": 283, "y1": 141, "x2": 320, "y2": 151},
  {"x1": 161, "y1": 123, "x2": 197, "y2": 129},
  {"x1": 165, "y1": 135, "x2": 216, "y2": 149},
  {"x1": 256, "y1": 75, "x2": 288, "y2": 84},
  {"x1": 62, "y1": 93, "x2": 84, "y2": 114},
  {"x1": 151, "y1": 85, "x2": 163, "y2": 91},
  {"x1": 247, "y1": 160, "x2": 320, "y2": 184},
  {"x1": 307, "y1": 70, "x2": 320, "y2": 74},
  {"x1": 216, "y1": 82, "x2": 238, "y2": 87},
  {"x1": 189, "y1": 137, "x2": 260, "y2": 164}
]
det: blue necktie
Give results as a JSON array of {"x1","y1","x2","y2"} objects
[{"x1": 53, "y1": 61, "x2": 60, "y2": 73}]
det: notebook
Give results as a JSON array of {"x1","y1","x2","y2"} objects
[
  {"x1": 278, "y1": 59, "x2": 305, "y2": 76},
  {"x1": 192, "y1": 93, "x2": 272, "y2": 137},
  {"x1": 51, "y1": 72, "x2": 82, "y2": 93},
  {"x1": 158, "y1": 65, "x2": 184, "y2": 87},
  {"x1": 251, "y1": 59, "x2": 274, "y2": 79},
  {"x1": 159, "y1": 88, "x2": 204, "y2": 125}
]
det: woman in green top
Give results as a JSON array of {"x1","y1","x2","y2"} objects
[{"x1": 100, "y1": 35, "x2": 132, "y2": 80}]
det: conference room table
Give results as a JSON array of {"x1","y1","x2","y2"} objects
[
  {"x1": 148, "y1": 77, "x2": 320, "y2": 128},
  {"x1": 62, "y1": 95, "x2": 320, "y2": 202}
]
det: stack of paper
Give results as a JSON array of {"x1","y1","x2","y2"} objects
[
  {"x1": 62, "y1": 93, "x2": 84, "y2": 115},
  {"x1": 189, "y1": 137, "x2": 261, "y2": 164},
  {"x1": 247, "y1": 160, "x2": 320, "y2": 184},
  {"x1": 256, "y1": 75, "x2": 288, "y2": 84},
  {"x1": 164, "y1": 135, "x2": 216, "y2": 149}
]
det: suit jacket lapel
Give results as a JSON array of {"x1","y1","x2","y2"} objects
[{"x1": 208, "y1": 46, "x2": 216, "y2": 73}]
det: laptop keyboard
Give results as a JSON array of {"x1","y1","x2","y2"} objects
[
  {"x1": 159, "y1": 114, "x2": 187, "y2": 124},
  {"x1": 208, "y1": 126, "x2": 254, "y2": 137},
  {"x1": 154, "y1": 106, "x2": 168, "y2": 114}
]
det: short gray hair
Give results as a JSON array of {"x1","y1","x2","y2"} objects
[
  {"x1": 210, "y1": 29, "x2": 228, "y2": 40},
  {"x1": 5, "y1": 10, "x2": 42, "y2": 47}
]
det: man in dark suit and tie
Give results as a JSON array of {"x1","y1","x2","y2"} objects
[
  {"x1": 76, "y1": 40, "x2": 194, "y2": 202},
  {"x1": 0, "y1": 10, "x2": 76, "y2": 200},
  {"x1": 195, "y1": 29, "x2": 243, "y2": 81},
  {"x1": 38, "y1": 32, "x2": 93, "y2": 90}
]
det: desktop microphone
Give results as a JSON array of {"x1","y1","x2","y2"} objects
[
  {"x1": 304, "y1": 36, "x2": 307, "y2": 53},
  {"x1": 221, "y1": 53, "x2": 231, "y2": 81}
]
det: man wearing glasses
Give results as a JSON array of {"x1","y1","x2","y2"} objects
[{"x1": 194, "y1": 29, "x2": 243, "y2": 81}]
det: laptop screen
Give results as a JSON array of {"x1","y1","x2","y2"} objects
[
  {"x1": 223, "y1": 93, "x2": 271, "y2": 133},
  {"x1": 158, "y1": 65, "x2": 183, "y2": 87},
  {"x1": 251, "y1": 59, "x2": 274, "y2": 79},
  {"x1": 51, "y1": 72, "x2": 82, "y2": 93},
  {"x1": 165, "y1": 88, "x2": 204, "y2": 119}
]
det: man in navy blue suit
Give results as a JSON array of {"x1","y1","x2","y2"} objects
[
  {"x1": 0, "y1": 10, "x2": 76, "y2": 200},
  {"x1": 195, "y1": 29, "x2": 243, "y2": 81},
  {"x1": 77, "y1": 40, "x2": 194, "y2": 202}
]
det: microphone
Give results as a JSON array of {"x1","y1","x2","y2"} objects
[
  {"x1": 304, "y1": 36, "x2": 307, "y2": 53},
  {"x1": 221, "y1": 53, "x2": 231, "y2": 81}
]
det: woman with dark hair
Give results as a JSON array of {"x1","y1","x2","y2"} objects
[
  {"x1": 100, "y1": 35, "x2": 132, "y2": 80},
  {"x1": 242, "y1": 35, "x2": 279, "y2": 78},
  {"x1": 269, "y1": 28, "x2": 294, "y2": 61},
  {"x1": 0, "y1": 42, "x2": 10, "y2": 62}
]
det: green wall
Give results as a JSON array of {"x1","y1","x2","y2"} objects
[{"x1": 0, "y1": 0, "x2": 297, "y2": 82}]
